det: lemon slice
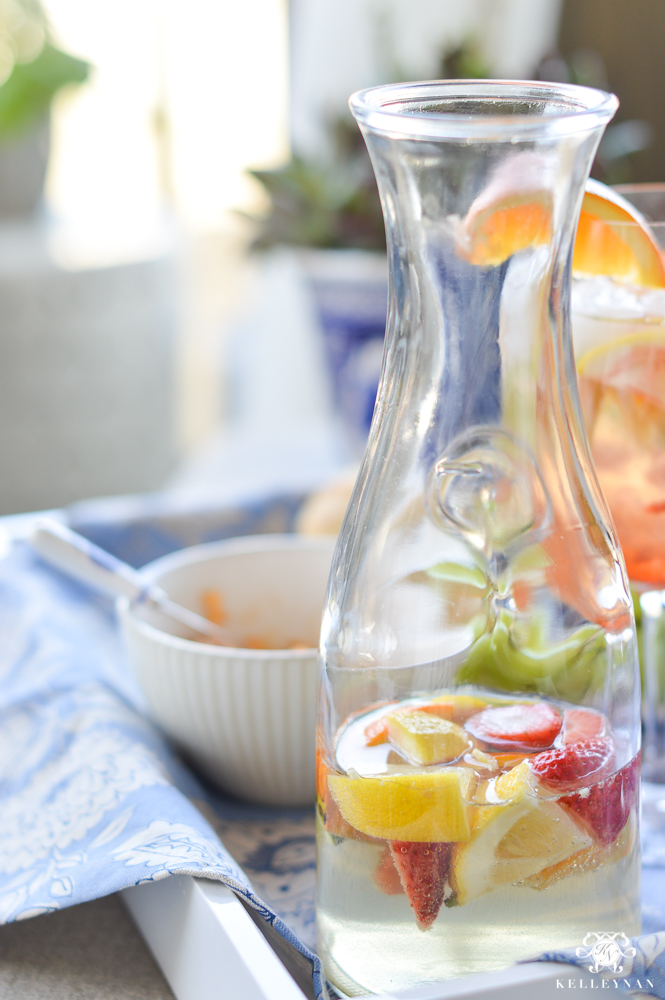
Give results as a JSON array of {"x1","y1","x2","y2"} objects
[
  {"x1": 576, "y1": 328, "x2": 665, "y2": 377},
  {"x1": 386, "y1": 712, "x2": 470, "y2": 766},
  {"x1": 327, "y1": 767, "x2": 475, "y2": 842},
  {"x1": 525, "y1": 813, "x2": 635, "y2": 890},
  {"x1": 451, "y1": 762, "x2": 591, "y2": 905}
]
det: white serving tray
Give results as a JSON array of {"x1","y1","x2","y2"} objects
[{"x1": 122, "y1": 875, "x2": 593, "y2": 1000}]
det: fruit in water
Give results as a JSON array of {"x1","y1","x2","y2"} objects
[
  {"x1": 457, "y1": 171, "x2": 665, "y2": 283},
  {"x1": 364, "y1": 717, "x2": 392, "y2": 746},
  {"x1": 465, "y1": 701, "x2": 561, "y2": 749},
  {"x1": 365, "y1": 703, "x2": 453, "y2": 746},
  {"x1": 451, "y1": 761, "x2": 590, "y2": 905},
  {"x1": 363, "y1": 695, "x2": 485, "y2": 746},
  {"x1": 389, "y1": 841, "x2": 453, "y2": 930},
  {"x1": 525, "y1": 815, "x2": 635, "y2": 889},
  {"x1": 528, "y1": 737, "x2": 614, "y2": 791},
  {"x1": 327, "y1": 768, "x2": 474, "y2": 842},
  {"x1": 528, "y1": 738, "x2": 637, "y2": 846},
  {"x1": 561, "y1": 755, "x2": 640, "y2": 846},
  {"x1": 457, "y1": 152, "x2": 553, "y2": 266},
  {"x1": 433, "y1": 694, "x2": 490, "y2": 722},
  {"x1": 560, "y1": 707, "x2": 607, "y2": 745},
  {"x1": 462, "y1": 200, "x2": 551, "y2": 267},
  {"x1": 577, "y1": 335, "x2": 665, "y2": 586},
  {"x1": 387, "y1": 711, "x2": 470, "y2": 765},
  {"x1": 364, "y1": 703, "x2": 453, "y2": 747},
  {"x1": 573, "y1": 179, "x2": 665, "y2": 288},
  {"x1": 318, "y1": 746, "x2": 382, "y2": 842},
  {"x1": 456, "y1": 609, "x2": 607, "y2": 699},
  {"x1": 373, "y1": 845, "x2": 405, "y2": 896}
]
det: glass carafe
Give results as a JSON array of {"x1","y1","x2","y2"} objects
[{"x1": 315, "y1": 81, "x2": 641, "y2": 996}]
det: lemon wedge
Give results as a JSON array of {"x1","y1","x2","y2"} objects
[
  {"x1": 386, "y1": 711, "x2": 470, "y2": 766},
  {"x1": 327, "y1": 767, "x2": 474, "y2": 842},
  {"x1": 451, "y1": 761, "x2": 591, "y2": 905}
]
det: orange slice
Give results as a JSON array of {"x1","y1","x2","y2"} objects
[
  {"x1": 458, "y1": 152, "x2": 553, "y2": 266},
  {"x1": 459, "y1": 163, "x2": 665, "y2": 286},
  {"x1": 573, "y1": 179, "x2": 665, "y2": 287}
]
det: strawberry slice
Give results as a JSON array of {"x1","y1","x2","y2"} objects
[
  {"x1": 528, "y1": 738, "x2": 638, "y2": 845},
  {"x1": 373, "y1": 846, "x2": 405, "y2": 895},
  {"x1": 465, "y1": 702, "x2": 561, "y2": 749},
  {"x1": 389, "y1": 841, "x2": 453, "y2": 930},
  {"x1": 560, "y1": 707, "x2": 607, "y2": 745},
  {"x1": 561, "y1": 755, "x2": 640, "y2": 846},
  {"x1": 528, "y1": 737, "x2": 614, "y2": 791}
]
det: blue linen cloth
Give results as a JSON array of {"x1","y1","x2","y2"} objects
[
  {"x1": 0, "y1": 494, "x2": 664, "y2": 1000},
  {"x1": 0, "y1": 496, "x2": 328, "y2": 1000}
]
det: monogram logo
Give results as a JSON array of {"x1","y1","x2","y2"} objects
[{"x1": 576, "y1": 931, "x2": 637, "y2": 974}]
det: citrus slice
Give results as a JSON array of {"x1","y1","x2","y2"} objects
[
  {"x1": 524, "y1": 813, "x2": 635, "y2": 890},
  {"x1": 451, "y1": 761, "x2": 591, "y2": 905},
  {"x1": 573, "y1": 179, "x2": 665, "y2": 287},
  {"x1": 576, "y1": 328, "x2": 665, "y2": 378},
  {"x1": 457, "y1": 151, "x2": 554, "y2": 266},
  {"x1": 386, "y1": 712, "x2": 471, "y2": 766},
  {"x1": 364, "y1": 694, "x2": 487, "y2": 747},
  {"x1": 327, "y1": 767, "x2": 474, "y2": 842},
  {"x1": 458, "y1": 165, "x2": 665, "y2": 285}
]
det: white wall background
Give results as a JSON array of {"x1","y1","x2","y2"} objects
[
  {"x1": 43, "y1": 0, "x2": 289, "y2": 231},
  {"x1": 43, "y1": 0, "x2": 562, "y2": 228},
  {"x1": 289, "y1": 0, "x2": 564, "y2": 157},
  {"x1": 34, "y1": 0, "x2": 564, "y2": 480}
]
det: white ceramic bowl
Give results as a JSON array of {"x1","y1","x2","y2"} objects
[{"x1": 118, "y1": 534, "x2": 335, "y2": 806}]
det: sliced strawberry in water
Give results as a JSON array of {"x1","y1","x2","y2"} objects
[
  {"x1": 389, "y1": 841, "x2": 452, "y2": 930},
  {"x1": 465, "y1": 702, "x2": 561, "y2": 749},
  {"x1": 528, "y1": 737, "x2": 614, "y2": 791},
  {"x1": 560, "y1": 707, "x2": 607, "y2": 745},
  {"x1": 561, "y1": 754, "x2": 640, "y2": 846},
  {"x1": 373, "y1": 846, "x2": 405, "y2": 895}
]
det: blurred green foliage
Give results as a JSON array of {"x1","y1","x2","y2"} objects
[
  {"x1": 247, "y1": 117, "x2": 385, "y2": 251},
  {"x1": 248, "y1": 38, "x2": 490, "y2": 251},
  {"x1": 0, "y1": 0, "x2": 89, "y2": 140}
]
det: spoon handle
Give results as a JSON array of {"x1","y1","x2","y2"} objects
[
  {"x1": 29, "y1": 520, "x2": 234, "y2": 645},
  {"x1": 30, "y1": 520, "x2": 148, "y2": 600}
]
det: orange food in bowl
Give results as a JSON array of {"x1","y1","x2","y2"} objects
[{"x1": 201, "y1": 588, "x2": 312, "y2": 650}]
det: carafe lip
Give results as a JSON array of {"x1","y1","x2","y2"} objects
[{"x1": 349, "y1": 79, "x2": 618, "y2": 141}]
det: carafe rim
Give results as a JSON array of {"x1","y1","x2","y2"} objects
[{"x1": 349, "y1": 79, "x2": 619, "y2": 141}]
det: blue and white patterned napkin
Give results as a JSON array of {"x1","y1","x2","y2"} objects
[
  {"x1": 0, "y1": 496, "x2": 328, "y2": 1000},
  {"x1": 1, "y1": 494, "x2": 665, "y2": 1000}
]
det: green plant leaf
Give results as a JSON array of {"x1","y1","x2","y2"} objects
[{"x1": 0, "y1": 41, "x2": 90, "y2": 138}]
